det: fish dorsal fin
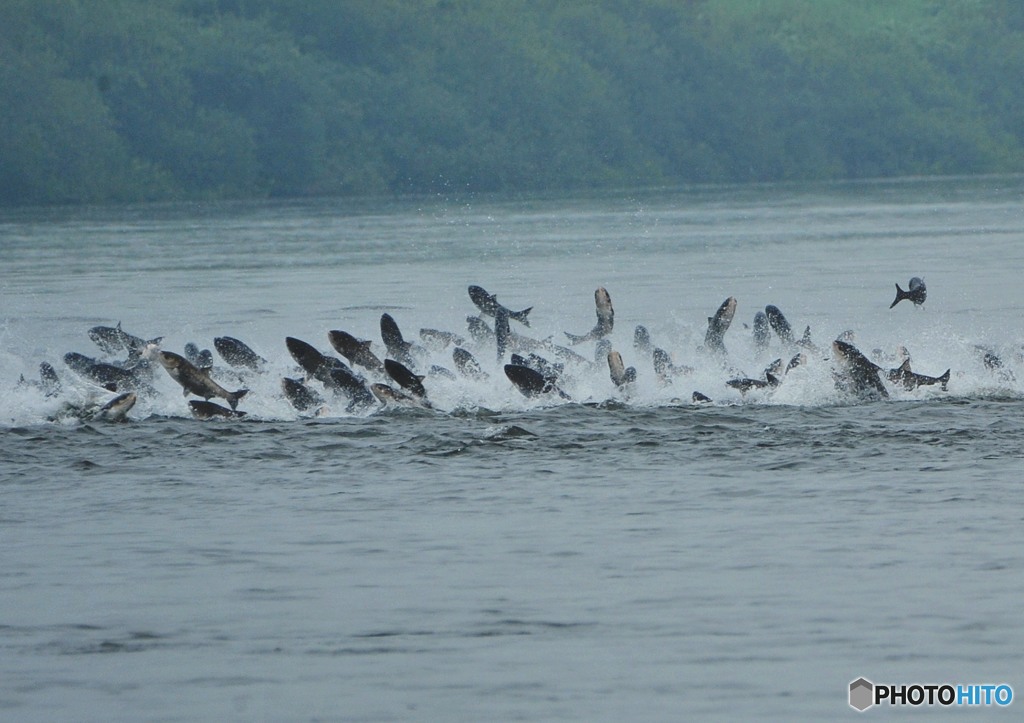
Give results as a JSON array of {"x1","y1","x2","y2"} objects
[
  {"x1": 416, "y1": 375, "x2": 425, "y2": 383},
  {"x1": 898, "y1": 359, "x2": 912, "y2": 373}
]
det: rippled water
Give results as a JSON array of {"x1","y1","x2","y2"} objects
[{"x1": 2, "y1": 177, "x2": 1023, "y2": 719}]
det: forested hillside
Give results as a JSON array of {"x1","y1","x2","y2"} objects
[{"x1": 3, "y1": 0, "x2": 1024, "y2": 205}]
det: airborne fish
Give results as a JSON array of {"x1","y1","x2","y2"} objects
[
  {"x1": 157, "y1": 351, "x2": 249, "y2": 410},
  {"x1": 890, "y1": 277, "x2": 927, "y2": 308},
  {"x1": 832, "y1": 340, "x2": 888, "y2": 399},
  {"x1": 607, "y1": 350, "x2": 637, "y2": 388},
  {"x1": 328, "y1": 330, "x2": 386, "y2": 375},
  {"x1": 453, "y1": 347, "x2": 489, "y2": 381},
  {"x1": 214, "y1": 336, "x2": 267, "y2": 372},
  {"x1": 504, "y1": 364, "x2": 569, "y2": 399},
  {"x1": 565, "y1": 287, "x2": 614, "y2": 345},
  {"x1": 703, "y1": 297, "x2": 737, "y2": 355},
  {"x1": 384, "y1": 359, "x2": 427, "y2": 399},
  {"x1": 887, "y1": 359, "x2": 950, "y2": 391},
  {"x1": 468, "y1": 285, "x2": 533, "y2": 327},
  {"x1": 380, "y1": 313, "x2": 417, "y2": 368},
  {"x1": 764, "y1": 305, "x2": 795, "y2": 346}
]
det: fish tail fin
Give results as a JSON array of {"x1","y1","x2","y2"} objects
[
  {"x1": 564, "y1": 331, "x2": 586, "y2": 345},
  {"x1": 513, "y1": 307, "x2": 533, "y2": 327},
  {"x1": 228, "y1": 389, "x2": 249, "y2": 410},
  {"x1": 940, "y1": 369, "x2": 950, "y2": 390},
  {"x1": 890, "y1": 283, "x2": 907, "y2": 309}
]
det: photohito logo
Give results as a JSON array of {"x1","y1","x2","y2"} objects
[{"x1": 849, "y1": 678, "x2": 1013, "y2": 711}]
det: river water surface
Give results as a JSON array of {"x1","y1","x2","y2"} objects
[{"x1": 1, "y1": 177, "x2": 1023, "y2": 720}]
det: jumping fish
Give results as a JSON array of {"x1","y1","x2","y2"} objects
[
  {"x1": 452, "y1": 347, "x2": 489, "y2": 381},
  {"x1": 328, "y1": 330, "x2": 386, "y2": 375},
  {"x1": 832, "y1": 340, "x2": 888, "y2": 399},
  {"x1": 565, "y1": 287, "x2": 614, "y2": 345},
  {"x1": 704, "y1": 297, "x2": 737, "y2": 355},
  {"x1": 890, "y1": 277, "x2": 927, "y2": 308},
  {"x1": 380, "y1": 313, "x2": 417, "y2": 368},
  {"x1": 468, "y1": 285, "x2": 532, "y2": 327},
  {"x1": 214, "y1": 336, "x2": 267, "y2": 372},
  {"x1": 504, "y1": 364, "x2": 569, "y2": 399},
  {"x1": 157, "y1": 351, "x2": 249, "y2": 409},
  {"x1": 764, "y1": 305, "x2": 795, "y2": 346}
]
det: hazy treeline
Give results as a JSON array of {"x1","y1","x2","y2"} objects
[{"x1": 3, "y1": 0, "x2": 1024, "y2": 205}]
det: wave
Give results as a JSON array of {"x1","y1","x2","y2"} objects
[{"x1": 2, "y1": 290, "x2": 1021, "y2": 428}]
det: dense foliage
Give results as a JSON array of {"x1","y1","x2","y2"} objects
[{"x1": 3, "y1": 0, "x2": 1024, "y2": 205}]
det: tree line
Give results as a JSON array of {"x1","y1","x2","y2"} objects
[{"x1": 3, "y1": 0, "x2": 1024, "y2": 206}]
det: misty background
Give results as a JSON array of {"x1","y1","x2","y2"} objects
[{"x1": 3, "y1": 0, "x2": 1024, "y2": 206}]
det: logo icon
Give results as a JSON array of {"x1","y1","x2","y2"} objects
[{"x1": 850, "y1": 678, "x2": 874, "y2": 711}]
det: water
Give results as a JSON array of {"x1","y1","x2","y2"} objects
[{"x1": 2, "y1": 177, "x2": 1023, "y2": 720}]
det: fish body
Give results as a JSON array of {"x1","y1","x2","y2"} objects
[
  {"x1": 890, "y1": 277, "x2": 927, "y2": 308},
  {"x1": 565, "y1": 287, "x2": 614, "y2": 344},
  {"x1": 832, "y1": 340, "x2": 888, "y2": 398},
  {"x1": 384, "y1": 359, "x2": 427, "y2": 399},
  {"x1": 468, "y1": 285, "x2": 532, "y2": 326},
  {"x1": 504, "y1": 364, "x2": 569, "y2": 399},
  {"x1": 189, "y1": 400, "x2": 247, "y2": 419},
  {"x1": 281, "y1": 377, "x2": 325, "y2": 412},
  {"x1": 157, "y1": 351, "x2": 248, "y2": 409},
  {"x1": 764, "y1": 305, "x2": 795, "y2": 346},
  {"x1": 704, "y1": 297, "x2": 737, "y2": 355},
  {"x1": 453, "y1": 347, "x2": 489, "y2": 381},
  {"x1": 214, "y1": 336, "x2": 267, "y2": 372},
  {"x1": 380, "y1": 314, "x2": 417, "y2": 368},
  {"x1": 328, "y1": 330, "x2": 386, "y2": 375}
]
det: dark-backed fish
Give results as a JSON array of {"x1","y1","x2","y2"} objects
[
  {"x1": 511, "y1": 353, "x2": 563, "y2": 385},
  {"x1": 323, "y1": 362, "x2": 376, "y2": 409},
  {"x1": 634, "y1": 325, "x2": 652, "y2": 356},
  {"x1": 189, "y1": 400, "x2": 247, "y2": 419},
  {"x1": 468, "y1": 285, "x2": 532, "y2": 327},
  {"x1": 63, "y1": 352, "x2": 153, "y2": 394},
  {"x1": 887, "y1": 359, "x2": 950, "y2": 391},
  {"x1": 88, "y1": 322, "x2": 162, "y2": 358},
  {"x1": 504, "y1": 364, "x2": 569, "y2": 399},
  {"x1": 494, "y1": 307, "x2": 511, "y2": 361},
  {"x1": 753, "y1": 311, "x2": 771, "y2": 352},
  {"x1": 890, "y1": 277, "x2": 927, "y2": 308},
  {"x1": 92, "y1": 392, "x2": 137, "y2": 422},
  {"x1": 286, "y1": 336, "x2": 331, "y2": 377},
  {"x1": 328, "y1": 330, "x2": 386, "y2": 375},
  {"x1": 704, "y1": 296, "x2": 737, "y2": 355},
  {"x1": 281, "y1": 377, "x2": 325, "y2": 412},
  {"x1": 453, "y1": 347, "x2": 489, "y2": 381},
  {"x1": 370, "y1": 383, "x2": 432, "y2": 409},
  {"x1": 384, "y1": 359, "x2": 427, "y2": 399},
  {"x1": 466, "y1": 316, "x2": 495, "y2": 345},
  {"x1": 157, "y1": 351, "x2": 249, "y2": 409},
  {"x1": 380, "y1": 313, "x2": 416, "y2": 368},
  {"x1": 832, "y1": 340, "x2": 888, "y2": 398},
  {"x1": 764, "y1": 305, "x2": 795, "y2": 346},
  {"x1": 419, "y1": 328, "x2": 466, "y2": 350},
  {"x1": 214, "y1": 336, "x2": 267, "y2": 372},
  {"x1": 38, "y1": 362, "x2": 62, "y2": 397},
  {"x1": 652, "y1": 348, "x2": 692, "y2": 385}
]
